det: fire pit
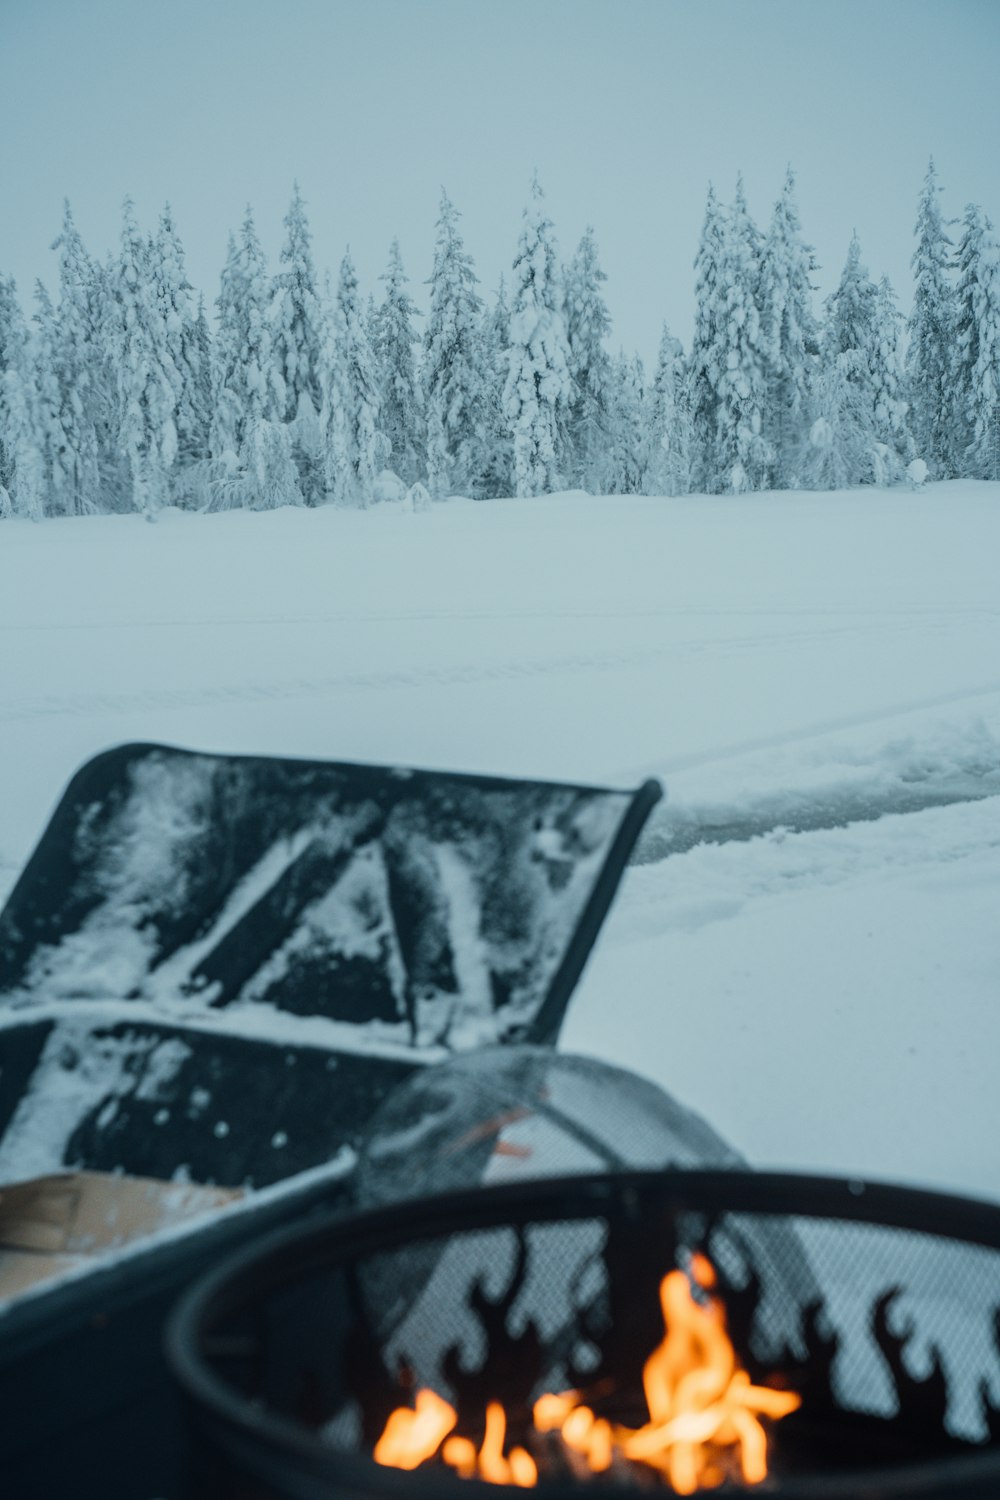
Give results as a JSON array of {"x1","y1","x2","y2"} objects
[{"x1": 167, "y1": 1170, "x2": 1000, "y2": 1499}]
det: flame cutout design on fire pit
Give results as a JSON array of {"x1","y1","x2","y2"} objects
[
  {"x1": 980, "y1": 1310, "x2": 1000, "y2": 1442},
  {"x1": 373, "y1": 1251, "x2": 802, "y2": 1491},
  {"x1": 872, "y1": 1288, "x2": 949, "y2": 1430}
]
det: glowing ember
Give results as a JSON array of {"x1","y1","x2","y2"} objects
[{"x1": 373, "y1": 1256, "x2": 801, "y2": 1491}]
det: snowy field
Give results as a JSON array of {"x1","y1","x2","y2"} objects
[{"x1": 1, "y1": 482, "x2": 998, "y2": 1201}]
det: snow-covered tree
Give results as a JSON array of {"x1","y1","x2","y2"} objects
[
  {"x1": 211, "y1": 207, "x2": 282, "y2": 460},
  {"x1": 374, "y1": 239, "x2": 423, "y2": 485},
  {"x1": 322, "y1": 250, "x2": 386, "y2": 506},
  {"x1": 30, "y1": 281, "x2": 73, "y2": 513},
  {"x1": 712, "y1": 177, "x2": 771, "y2": 492},
  {"x1": 207, "y1": 210, "x2": 300, "y2": 512},
  {"x1": 907, "y1": 159, "x2": 955, "y2": 476},
  {"x1": 272, "y1": 184, "x2": 324, "y2": 499},
  {"x1": 151, "y1": 206, "x2": 208, "y2": 478},
  {"x1": 953, "y1": 206, "x2": 1000, "y2": 480},
  {"x1": 479, "y1": 277, "x2": 513, "y2": 497},
  {"x1": 0, "y1": 277, "x2": 45, "y2": 519},
  {"x1": 820, "y1": 234, "x2": 882, "y2": 483},
  {"x1": 758, "y1": 167, "x2": 818, "y2": 486},
  {"x1": 47, "y1": 202, "x2": 105, "y2": 514},
  {"x1": 422, "y1": 190, "x2": 489, "y2": 498},
  {"x1": 210, "y1": 415, "x2": 304, "y2": 512},
  {"x1": 563, "y1": 227, "x2": 613, "y2": 490},
  {"x1": 688, "y1": 184, "x2": 727, "y2": 492},
  {"x1": 109, "y1": 197, "x2": 181, "y2": 516},
  {"x1": 503, "y1": 176, "x2": 573, "y2": 498},
  {"x1": 798, "y1": 357, "x2": 862, "y2": 491},
  {"x1": 602, "y1": 353, "x2": 645, "y2": 494},
  {"x1": 870, "y1": 274, "x2": 911, "y2": 463},
  {"x1": 642, "y1": 324, "x2": 691, "y2": 495}
]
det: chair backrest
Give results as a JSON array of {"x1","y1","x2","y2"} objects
[
  {"x1": 0, "y1": 742, "x2": 661, "y2": 1048},
  {"x1": 0, "y1": 745, "x2": 661, "y2": 1186}
]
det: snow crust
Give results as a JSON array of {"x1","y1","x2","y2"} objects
[{"x1": 0, "y1": 483, "x2": 998, "y2": 1199}]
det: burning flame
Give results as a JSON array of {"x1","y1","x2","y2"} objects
[{"x1": 373, "y1": 1254, "x2": 801, "y2": 1491}]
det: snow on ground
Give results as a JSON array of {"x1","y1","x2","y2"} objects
[{"x1": 1, "y1": 482, "x2": 998, "y2": 1199}]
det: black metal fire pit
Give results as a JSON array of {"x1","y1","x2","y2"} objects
[{"x1": 166, "y1": 1170, "x2": 1000, "y2": 1499}]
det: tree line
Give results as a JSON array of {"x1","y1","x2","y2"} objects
[{"x1": 1, "y1": 161, "x2": 997, "y2": 521}]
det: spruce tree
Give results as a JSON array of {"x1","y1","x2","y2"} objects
[
  {"x1": 688, "y1": 184, "x2": 727, "y2": 492},
  {"x1": 479, "y1": 278, "x2": 513, "y2": 498},
  {"x1": 272, "y1": 184, "x2": 324, "y2": 499},
  {"x1": 563, "y1": 227, "x2": 613, "y2": 491},
  {"x1": 907, "y1": 159, "x2": 955, "y2": 476},
  {"x1": 953, "y1": 207, "x2": 1000, "y2": 480},
  {"x1": 0, "y1": 277, "x2": 46, "y2": 519},
  {"x1": 422, "y1": 190, "x2": 489, "y2": 497},
  {"x1": 642, "y1": 324, "x2": 691, "y2": 495},
  {"x1": 30, "y1": 281, "x2": 72, "y2": 514},
  {"x1": 602, "y1": 353, "x2": 645, "y2": 494},
  {"x1": 212, "y1": 208, "x2": 281, "y2": 458},
  {"x1": 110, "y1": 197, "x2": 181, "y2": 516},
  {"x1": 800, "y1": 357, "x2": 864, "y2": 491},
  {"x1": 503, "y1": 176, "x2": 573, "y2": 498},
  {"x1": 323, "y1": 250, "x2": 386, "y2": 506},
  {"x1": 374, "y1": 239, "x2": 423, "y2": 485},
  {"x1": 758, "y1": 167, "x2": 818, "y2": 487},
  {"x1": 712, "y1": 177, "x2": 771, "y2": 492},
  {"x1": 870, "y1": 274, "x2": 912, "y2": 470},
  {"x1": 152, "y1": 206, "x2": 207, "y2": 478},
  {"x1": 821, "y1": 234, "x2": 881, "y2": 484},
  {"x1": 49, "y1": 202, "x2": 104, "y2": 514}
]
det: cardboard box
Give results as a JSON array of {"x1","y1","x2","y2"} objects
[{"x1": 0, "y1": 1171, "x2": 242, "y2": 1300}]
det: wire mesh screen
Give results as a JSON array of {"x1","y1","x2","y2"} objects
[{"x1": 190, "y1": 1172, "x2": 1000, "y2": 1496}]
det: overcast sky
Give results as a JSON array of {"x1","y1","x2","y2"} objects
[{"x1": 2, "y1": 0, "x2": 998, "y2": 365}]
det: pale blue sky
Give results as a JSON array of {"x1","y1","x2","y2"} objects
[{"x1": 2, "y1": 0, "x2": 998, "y2": 363}]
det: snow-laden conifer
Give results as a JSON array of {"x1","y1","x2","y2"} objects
[
  {"x1": 563, "y1": 227, "x2": 613, "y2": 491},
  {"x1": 151, "y1": 206, "x2": 208, "y2": 478},
  {"x1": 109, "y1": 198, "x2": 181, "y2": 516},
  {"x1": 322, "y1": 250, "x2": 386, "y2": 506},
  {"x1": 907, "y1": 159, "x2": 955, "y2": 476},
  {"x1": 48, "y1": 203, "x2": 104, "y2": 514},
  {"x1": 953, "y1": 207, "x2": 1000, "y2": 481},
  {"x1": 212, "y1": 208, "x2": 282, "y2": 459},
  {"x1": 799, "y1": 358, "x2": 862, "y2": 491},
  {"x1": 479, "y1": 278, "x2": 513, "y2": 497},
  {"x1": 272, "y1": 185, "x2": 324, "y2": 499},
  {"x1": 30, "y1": 281, "x2": 72, "y2": 513},
  {"x1": 870, "y1": 275, "x2": 911, "y2": 466},
  {"x1": 820, "y1": 234, "x2": 882, "y2": 484},
  {"x1": 601, "y1": 353, "x2": 645, "y2": 494},
  {"x1": 758, "y1": 167, "x2": 818, "y2": 486},
  {"x1": 0, "y1": 278, "x2": 46, "y2": 519},
  {"x1": 503, "y1": 176, "x2": 573, "y2": 498},
  {"x1": 688, "y1": 185, "x2": 727, "y2": 493},
  {"x1": 210, "y1": 415, "x2": 304, "y2": 512},
  {"x1": 642, "y1": 324, "x2": 691, "y2": 495},
  {"x1": 712, "y1": 177, "x2": 771, "y2": 492},
  {"x1": 272, "y1": 184, "x2": 323, "y2": 421},
  {"x1": 190, "y1": 297, "x2": 213, "y2": 457},
  {"x1": 374, "y1": 239, "x2": 423, "y2": 486},
  {"x1": 423, "y1": 191, "x2": 489, "y2": 498}
]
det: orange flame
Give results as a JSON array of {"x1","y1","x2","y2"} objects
[{"x1": 373, "y1": 1256, "x2": 801, "y2": 1491}]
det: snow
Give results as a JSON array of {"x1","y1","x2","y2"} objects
[{"x1": 1, "y1": 482, "x2": 998, "y2": 1200}]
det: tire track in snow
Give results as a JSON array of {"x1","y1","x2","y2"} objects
[
  {"x1": 617, "y1": 794, "x2": 1000, "y2": 943},
  {"x1": 2, "y1": 603, "x2": 999, "y2": 632},
  {"x1": 7, "y1": 626, "x2": 990, "y2": 727},
  {"x1": 632, "y1": 773, "x2": 1000, "y2": 864}
]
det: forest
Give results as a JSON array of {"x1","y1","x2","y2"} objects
[{"x1": 0, "y1": 160, "x2": 997, "y2": 520}]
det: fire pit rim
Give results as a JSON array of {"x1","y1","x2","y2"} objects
[{"x1": 165, "y1": 1168, "x2": 1000, "y2": 1500}]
